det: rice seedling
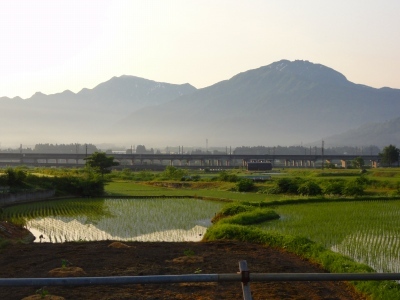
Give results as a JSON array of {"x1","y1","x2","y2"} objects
[{"x1": 257, "y1": 199, "x2": 400, "y2": 273}]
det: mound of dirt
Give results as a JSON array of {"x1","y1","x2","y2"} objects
[
  {"x1": 108, "y1": 241, "x2": 131, "y2": 248},
  {"x1": 0, "y1": 240, "x2": 366, "y2": 300},
  {"x1": 48, "y1": 266, "x2": 87, "y2": 277},
  {"x1": 171, "y1": 255, "x2": 204, "y2": 263},
  {"x1": 0, "y1": 221, "x2": 35, "y2": 243}
]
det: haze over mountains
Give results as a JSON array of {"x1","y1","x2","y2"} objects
[{"x1": 1, "y1": 59, "x2": 399, "y2": 148}]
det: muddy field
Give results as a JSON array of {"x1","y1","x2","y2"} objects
[{"x1": 0, "y1": 240, "x2": 366, "y2": 300}]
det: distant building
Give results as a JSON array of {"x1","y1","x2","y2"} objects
[{"x1": 247, "y1": 162, "x2": 272, "y2": 171}]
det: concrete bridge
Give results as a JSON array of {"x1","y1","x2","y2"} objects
[{"x1": 0, "y1": 152, "x2": 381, "y2": 169}]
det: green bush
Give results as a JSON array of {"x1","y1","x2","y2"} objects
[
  {"x1": 218, "y1": 171, "x2": 238, "y2": 182},
  {"x1": 25, "y1": 172, "x2": 104, "y2": 197},
  {"x1": 275, "y1": 177, "x2": 302, "y2": 194},
  {"x1": 159, "y1": 166, "x2": 188, "y2": 180},
  {"x1": 297, "y1": 181, "x2": 322, "y2": 196},
  {"x1": 3, "y1": 168, "x2": 27, "y2": 188},
  {"x1": 323, "y1": 180, "x2": 345, "y2": 196},
  {"x1": 343, "y1": 180, "x2": 365, "y2": 196},
  {"x1": 236, "y1": 178, "x2": 255, "y2": 192}
]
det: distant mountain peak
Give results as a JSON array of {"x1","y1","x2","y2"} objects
[
  {"x1": 267, "y1": 59, "x2": 349, "y2": 85},
  {"x1": 30, "y1": 91, "x2": 46, "y2": 99}
]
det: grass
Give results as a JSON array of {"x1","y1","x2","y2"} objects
[
  {"x1": 104, "y1": 180, "x2": 279, "y2": 202},
  {"x1": 204, "y1": 205, "x2": 400, "y2": 300}
]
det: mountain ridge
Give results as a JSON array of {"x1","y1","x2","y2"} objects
[{"x1": 0, "y1": 59, "x2": 399, "y2": 147}]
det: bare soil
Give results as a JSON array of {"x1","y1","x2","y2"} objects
[{"x1": 0, "y1": 239, "x2": 367, "y2": 300}]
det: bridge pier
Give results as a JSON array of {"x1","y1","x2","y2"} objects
[{"x1": 341, "y1": 160, "x2": 348, "y2": 168}]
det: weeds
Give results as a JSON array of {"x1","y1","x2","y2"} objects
[
  {"x1": 183, "y1": 249, "x2": 195, "y2": 257},
  {"x1": 36, "y1": 287, "x2": 49, "y2": 298}
]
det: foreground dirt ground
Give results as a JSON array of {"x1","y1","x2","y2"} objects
[{"x1": 0, "y1": 240, "x2": 366, "y2": 300}]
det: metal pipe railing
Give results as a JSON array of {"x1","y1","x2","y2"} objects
[
  {"x1": 2, "y1": 260, "x2": 400, "y2": 300},
  {"x1": 1, "y1": 272, "x2": 400, "y2": 287}
]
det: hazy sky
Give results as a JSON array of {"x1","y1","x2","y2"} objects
[{"x1": 1, "y1": 0, "x2": 400, "y2": 99}]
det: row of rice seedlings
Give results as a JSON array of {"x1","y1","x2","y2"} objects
[
  {"x1": 259, "y1": 200, "x2": 400, "y2": 273},
  {"x1": 2, "y1": 198, "x2": 111, "y2": 225},
  {"x1": 24, "y1": 198, "x2": 223, "y2": 243}
]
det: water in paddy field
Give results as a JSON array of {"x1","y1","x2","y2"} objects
[
  {"x1": 11, "y1": 198, "x2": 224, "y2": 243},
  {"x1": 260, "y1": 200, "x2": 400, "y2": 274}
]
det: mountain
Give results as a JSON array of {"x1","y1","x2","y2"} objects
[
  {"x1": 1, "y1": 59, "x2": 400, "y2": 148},
  {"x1": 111, "y1": 60, "x2": 400, "y2": 147},
  {"x1": 0, "y1": 76, "x2": 196, "y2": 146},
  {"x1": 321, "y1": 117, "x2": 400, "y2": 148}
]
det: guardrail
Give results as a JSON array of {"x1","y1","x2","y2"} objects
[{"x1": 1, "y1": 260, "x2": 400, "y2": 300}]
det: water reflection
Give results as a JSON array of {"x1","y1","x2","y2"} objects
[{"x1": 3, "y1": 198, "x2": 223, "y2": 243}]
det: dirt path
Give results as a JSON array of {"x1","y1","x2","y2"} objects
[{"x1": 0, "y1": 240, "x2": 366, "y2": 300}]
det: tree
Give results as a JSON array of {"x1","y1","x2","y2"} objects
[
  {"x1": 379, "y1": 144, "x2": 400, "y2": 167},
  {"x1": 3, "y1": 167, "x2": 27, "y2": 187},
  {"x1": 84, "y1": 152, "x2": 119, "y2": 176},
  {"x1": 352, "y1": 156, "x2": 365, "y2": 169}
]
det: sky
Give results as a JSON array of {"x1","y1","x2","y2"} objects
[{"x1": 1, "y1": 0, "x2": 400, "y2": 99}]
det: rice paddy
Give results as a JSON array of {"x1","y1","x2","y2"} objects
[
  {"x1": 258, "y1": 200, "x2": 400, "y2": 273},
  {"x1": 1, "y1": 198, "x2": 224, "y2": 243}
]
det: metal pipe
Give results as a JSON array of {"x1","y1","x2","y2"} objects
[
  {"x1": 250, "y1": 273, "x2": 400, "y2": 281},
  {"x1": 0, "y1": 274, "x2": 238, "y2": 287},
  {"x1": 1, "y1": 273, "x2": 400, "y2": 287}
]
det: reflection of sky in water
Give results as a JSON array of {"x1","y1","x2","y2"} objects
[{"x1": 26, "y1": 198, "x2": 222, "y2": 243}]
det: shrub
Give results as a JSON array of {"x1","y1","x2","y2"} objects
[
  {"x1": 218, "y1": 171, "x2": 239, "y2": 182},
  {"x1": 323, "y1": 180, "x2": 345, "y2": 196},
  {"x1": 297, "y1": 181, "x2": 322, "y2": 196},
  {"x1": 236, "y1": 178, "x2": 255, "y2": 192},
  {"x1": 3, "y1": 168, "x2": 27, "y2": 188},
  {"x1": 159, "y1": 166, "x2": 188, "y2": 180},
  {"x1": 275, "y1": 177, "x2": 301, "y2": 194},
  {"x1": 343, "y1": 180, "x2": 365, "y2": 196}
]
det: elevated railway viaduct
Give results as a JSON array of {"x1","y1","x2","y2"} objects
[{"x1": 0, "y1": 153, "x2": 381, "y2": 170}]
